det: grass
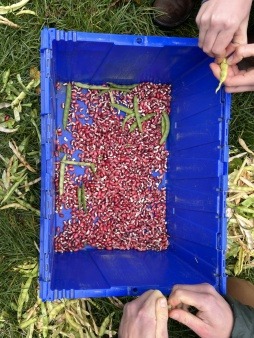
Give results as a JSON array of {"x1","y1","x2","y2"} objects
[{"x1": 0, "y1": 0, "x2": 253, "y2": 337}]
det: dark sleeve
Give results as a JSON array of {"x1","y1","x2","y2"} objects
[{"x1": 224, "y1": 295, "x2": 254, "y2": 338}]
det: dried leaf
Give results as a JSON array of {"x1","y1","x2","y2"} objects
[
  {"x1": 9, "y1": 140, "x2": 36, "y2": 173},
  {"x1": 0, "y1": 125, "x2": 19, "y2": 133},
  {"x1": 239, "y1": 138, "x2": 254, "y2": 156},
  {"x1": 0, "y1": 203, "x2": 27, "y2": 211},
  {"x1": 0, "y1": 15, "x2": 19, "y2": 28},
  {"x1": 16, "y1": 9, "x2": 37, "y2": 16},
  {"x1": 0, "y1": 102, "x2": 11, "y2": 109}
]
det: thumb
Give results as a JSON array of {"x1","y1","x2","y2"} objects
[
  {"x1": 155, "y1": 297, "x2": 169, "y2": 338},
  {"x1": 227, "y1": 44, "x2": 254, "y2": 65},
  {"x1": 169, "y1": 309, "x2": 207, "y2": 337}
]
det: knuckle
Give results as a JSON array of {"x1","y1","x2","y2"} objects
[
  {"x1": 200, "y1": 15, "x2": 209, "y2": 28},
  {"x1": 171, "y1": 284, "x2": 181, "y2": 293},
  {"x1": 202, "y1": 283, "x2": 215, "y2": 294},
  {"x1": 205, "y1": 293, "x2": 216, "y2": 305}
]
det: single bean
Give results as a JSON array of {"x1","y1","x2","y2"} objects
[
  {"x1": 63, "y1": 83, "x2": 71, "y2": 129},
  {"x1": 133, "y1": 96, "x2": 142, "y2": 132},
  {"x1": 215, "y1": 58, "x2": 228, "y2": 93},
  {"x1": 111, "y1": 103, "x2": 134, "y2": 115},
  {"x1": 122, "y1": 113, "x2": 135, "y2": 130},
  {"x1": 59, "y1": 155, "x2": 67, "y2": 195},
  {"x1": 159, "y1": 111, "x2": 170, "y2": 145},
  {"x1": 130, "y1": 112, "x2": 156, "y2": 132}
]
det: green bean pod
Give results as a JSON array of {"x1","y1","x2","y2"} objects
[
  {"x1": 111, "y1": 103, "x2": 134, "y2": 115},
  {"x1": 161, "y1": 113, "x2": 166, "y2": 136},
  {"x1": 122, "y1": 113, "x2": 135, "y2": 130},
  {"x1": 130, "y1": 113, "x2": 156, "y2": 132},
  {"x1": 107, "y1": 82, "x2": 138, "y2": 90},
  {"x1": 62, "y1": 160, "x2": 96, "y2": 173},
  {"x1": 159, "y1": 111, "x2": 170, "y2": 145},
  {"x1": 133, "y1": 96, "x2": 142, "y2": 132},
  {"x1": 63, "y1": 83, "x2": 71, "y2": 129},
  {"x1": 59, "y1": 155, "x2": 67, "y2": 195},
  {"x1": 74, "y1": 82, "x2": 109, "y2": 90}
]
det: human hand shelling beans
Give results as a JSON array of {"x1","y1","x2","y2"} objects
[
  {"x1": 118, "y1": 290, "x2": 169, "y2": 338},
  {"x1": 196, "y1": 0, "x2": 252, "y2": 59},
  {"x1": 210, "y1": 43, "x2": 254, "y2": 93},
  {"x1": 119, "y1": 283, "x2": 244, "y2": 338}
]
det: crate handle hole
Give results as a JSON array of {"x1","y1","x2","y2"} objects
[
  {"x1": 136, "y1": 38, "x2": 143, "y2": 44},
  {"x1": 132, "y1": 287, "x2": 138, "y2": 294}
]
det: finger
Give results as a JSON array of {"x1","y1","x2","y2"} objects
[
  {"x1": 196, "y1": 4, "x2": 209, "y2": 48},
  {"x1": 208, "y1": 29, "x2": 236, "y2": 58},
  {"x1": 155, "y1": 297, "x2": 169, "y2": 338},
  {"x1": 168, "y1": 289, "x2": 211, "y2": 310},
  {"x1": 209, "y1": 63, "x2": 239, "y2": 80},
  {"x1": 171, "y1": 283, "x2": 217, "y2": 295},
  {"x1": 201, "y1": 29, "x2": 225, "y2": 57},
  {"x1": 142, "y1": 290, "x2": 165, "y2": 316},
  {"x1": 227, "y1": 44, "x2": 254, "y2": 65},
  {"x1": 169, "y1": 309, "x2": 208, "y2": 337},
  {"x1": 224, "y1": 70, "x2": 254, "y2": 87},
  {"x1": 225, "y1": 85, "x2": 254, "y2": 93}
]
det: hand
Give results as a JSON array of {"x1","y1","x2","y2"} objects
[
  {"x1": 196, "y1": 0, "x2": 252, "y2": 58},
  {"x1": 119, "y1": 290, "x2": 168, "y2": 338},
  {"x1": 168, "y1": 284, "x2": 233, "y2": 338},
  {"x1": 210, "y1": 44, "x2": 254, "y2": 92}
]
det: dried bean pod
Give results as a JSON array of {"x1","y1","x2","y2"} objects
[{"x1": 215, "y1": 58, "x2": 228, "y2": 93}]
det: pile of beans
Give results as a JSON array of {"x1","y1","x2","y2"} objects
[{"x1": 54, "y1": 82, "x2": 171, "y2": 252}]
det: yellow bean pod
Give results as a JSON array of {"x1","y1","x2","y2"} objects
[{"x1": 215, "y1": 58, "x2": 228, "y2": 93}]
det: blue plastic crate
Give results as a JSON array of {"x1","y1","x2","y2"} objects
[{"x1": 40, "y1": 28, "x2": 231, "y2": 301}]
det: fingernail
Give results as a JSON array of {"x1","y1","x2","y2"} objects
[{"x1": 160, "y1": 298, "x2": 167, "y2": 308}]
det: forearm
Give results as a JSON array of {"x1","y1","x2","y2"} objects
[{"x1": 225, "y1": 296, "x2": 254, "y2": 338}]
